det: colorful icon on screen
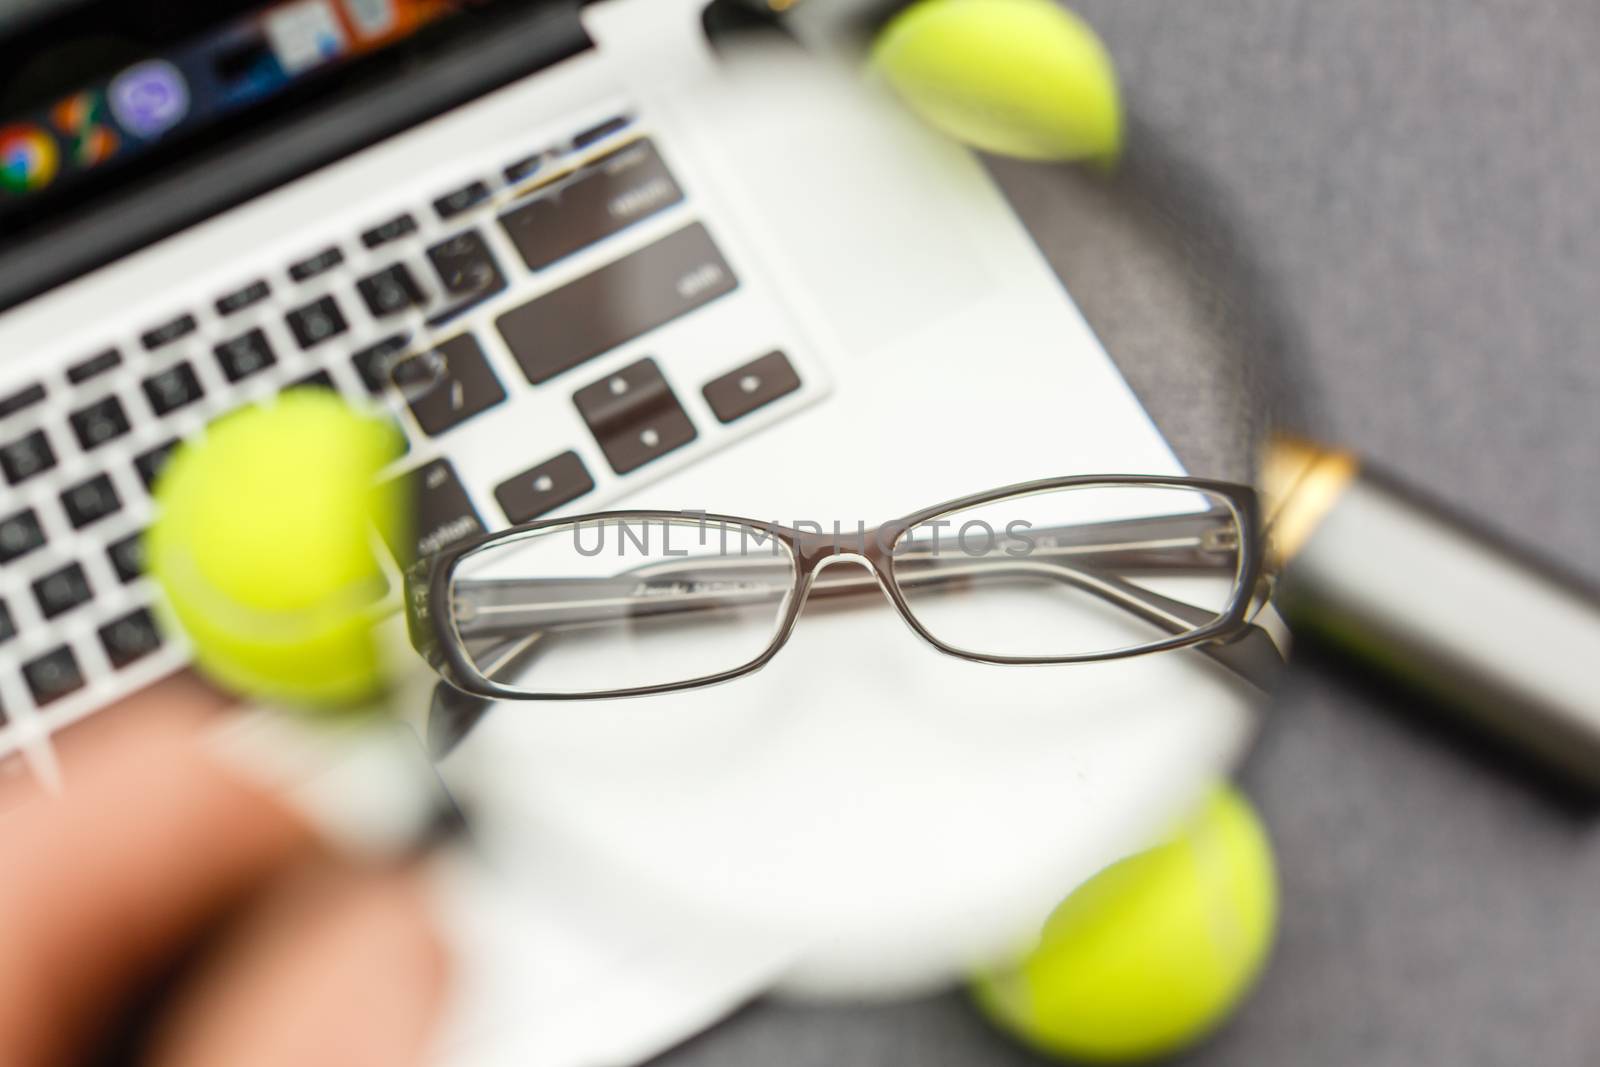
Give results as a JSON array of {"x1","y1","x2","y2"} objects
[
  {"x1": 0, "y1": 125, "x2": 60, "y2": 193},
  {"x1": 109, "y1": 60, "x2": 191, "y2": 139},
  {"x1": 343, "y1": 0, "x2": 397, "y2": 40},
  {"x1": 265, "y1": 0, "x2": 349, "y2": 74},
  {"x1": 51, "y1": 91, "x2": 120, "y2": 167}
]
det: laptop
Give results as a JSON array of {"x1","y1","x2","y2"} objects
[
  {"x1": 0, "y1": 0, "x2": 831, "y2": 775},
  {"x1": 0, "y1": 0, "x2": 1259, "y2": 1058}
]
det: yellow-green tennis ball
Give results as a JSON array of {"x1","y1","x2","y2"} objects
[
  {"x1": 872, "y1": 0, "x2": 1123, "y2": 163},
  {"x1": 148, "y1": 390, "x2": 407, "y2": 709},
  {"x1": 973, "y1": 786, "x2": 1277, "y2": 1062}
]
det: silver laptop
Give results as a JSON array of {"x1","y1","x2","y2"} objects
[
  {"x1": 0, "y1": 0, "x2": 844, "y2": 782},
  {"x1": 0, "y1": 0, "x2": 1259, "y2": 1056}
]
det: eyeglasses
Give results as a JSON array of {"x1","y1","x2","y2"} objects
[{"x1": 404, "y1": 475, "x2": 1281, "y2": 705}]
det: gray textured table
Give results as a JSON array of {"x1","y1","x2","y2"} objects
[{"x1": 655, "y1": 2, "x2": 1600, "y2": 1063}]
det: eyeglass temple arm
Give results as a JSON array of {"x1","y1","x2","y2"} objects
[
  {"x1": 428, "y1": 550, "x2": 1275, "y2": 757},
  {"x1": 452, "y1": 556, "x2": 1279, "y2": 694},
  {"x1": 450, "y1": 510, "x2": 1237, "y2": 630},
  {"x1": 987, "y1": 510, "x2": 1240, "y2": 569}
]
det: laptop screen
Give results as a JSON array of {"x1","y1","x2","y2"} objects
[
  {"x1": 0, "y1": 0, "x2": 588, "y2": 310},
  {"x1": 0, "y1": 0, "x2": 474, "y2": 229}
]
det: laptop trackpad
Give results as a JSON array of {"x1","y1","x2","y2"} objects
[{"x1": 673, "y1": 45, "x2": 1003, "y2": 356}]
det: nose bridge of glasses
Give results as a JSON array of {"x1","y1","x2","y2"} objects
[
  {"x1": 793, "y1": 523, "x2": 898, "y2": 572},
  {"x1": 799, "y1": 552, "x2": 895, "y2": 608}
]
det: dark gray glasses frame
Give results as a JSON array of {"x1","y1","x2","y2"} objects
[{"x1": 404, "y1": 475, "x2": 1279, "y2": 706}]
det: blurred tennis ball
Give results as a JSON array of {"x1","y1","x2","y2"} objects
[
  {"x1": 148, "y1": 389, "x2": 407, "y2": 709},
  {"x1": 973, "y1": 786, "x2": 1276, "y2": 1062},
  {"x1": 872, "y1": 0, "x2": 1122, "y2": 163}
]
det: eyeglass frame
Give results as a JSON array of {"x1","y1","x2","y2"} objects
[{"x1": 403, "y1": 474, "x2": 1273, "y2": 702}]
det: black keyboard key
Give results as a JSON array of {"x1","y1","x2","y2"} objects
[
  {"x1": 67, "y1": 348, "x2": 123, "y2": 384},
  {"x1": 387, "y1": 353, "x2": 445, "y2": 402},
  {"x1": 498, "y1": 223, "x2": 736, "y2": 385},
  {"x1": 358, "y1": 264, "x2": 425, "y2": 318},
  {"x1": 142, "y1": 361, "x2": 204, "y2": 415},
  {"x1": 500, "y1": 139, "x2": 683, "y2": 272},
  {"x1": 573, "y1": 357, "x2": 697, "y2": 474},
  {"x1": 361, "y1": 213, "x2": 417, "y2": 249},
  {"x1": 0, "y1": 508, "x2": 45, "y2": 564},
  {"x1": 141, "y1": 313, "x2": 197, "y2": 351},
  {"x1": 495, "y1": 451, "x2": 594, "y2": 523},
  {"x1": 33, "y1": 561, "x2": 92, "y2": 619},
  {"x1": 23, "y1": 645, "x2": 84, "y2": 706},
  {"x1": 350, "y1": 334, "x2": 412, "y2": 395},
  {"x1": 290, "y1": 369, "x2": 337, "y2": 393},
  {"x1": 1, "y1": 429, "x2": 56, "y2": 485},
  {"x1": 381, "y1": 458, "x2": 484, "y2": 564},
  {"x1": 702, "y1": 350, "x2": 801, "y2": 424},
  {"x1": 0, "y1": 598, "x2": 14, "y2": 646},
  {"x1": 216, "y1": 279, "x2": 271, "y2": 315},
  {"x1": 69, "y1": 395, "x2": 131, "y2": 450},
  {"x1": 108, "y1": 531, "x2": 145, "y2": 583},
  {"x1": 401, "y1": 334, "x2": 506, "y2": 437},
  {"x1": 289, "y1": 247, "x2": 344, "y2": 282},
  {"x1": 61, "y1": 473, "x2": 121, "y2": 529},
  {"x1": 0, "y1": 382, "x2": 46, "y2": 419},
  {"x1": 286, "y1": 295, "x2": 348, "y2": 349},
  {"x1": 434, "y1": 180, "x2": 491, "y2": 219},
  {"x1": 135, "y1": 438, "x2": 180, "y2": 491},
  {"x1": 572, "y1": 114, "x2": 631, "y2": 149},
  {"x1": 428, "y1": 230, "x2": 505, "y2": 302},
  {"x1": 99, "y1": 606, "x2": 162, "y2": 668},
  {"x1": 503, "y1": 151, "x2": 548, "y2": 184},
  {"x1": 214, "y1": 328, "x2": 277, "y2": 382}
]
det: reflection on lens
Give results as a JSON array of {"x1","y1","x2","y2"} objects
[
  {"x1": 388, "y1": 348, "x2": 447, "y2": 404},
  {"x1": 890, "y1": 485, "x2": 1244, "y2": 658},
  {"x1": 447, "y1": 516, "x2": 797, "y2": 696}
]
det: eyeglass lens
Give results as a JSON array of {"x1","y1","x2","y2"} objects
[
  {"x1": 448, "y1": 517, "x2": 798, "y2": 696},
  {"x1": 890, "y1": 484, "x2": 1243, "y2": 658}
]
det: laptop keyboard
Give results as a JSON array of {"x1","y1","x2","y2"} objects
[{"x1": 0, "y1": 107, "x2": 828, "y2": 778}]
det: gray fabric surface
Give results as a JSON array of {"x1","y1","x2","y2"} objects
[{"x1": 653, "y1": 2, "x2": 1600, "y2": 1063}]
